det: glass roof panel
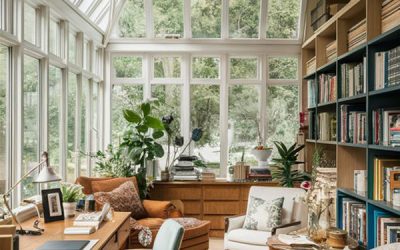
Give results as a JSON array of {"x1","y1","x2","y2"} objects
[{"x1": 67, "y1": 0, "x2": 112, "y2": 32}]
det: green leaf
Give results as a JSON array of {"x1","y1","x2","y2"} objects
[
  {"x1": 153, "y1": 143, "x2": 164, "y2": 158},
  {"x1": 141, "y1": 102, "x2": 151, "y2": 116},
  {"x1": 145, "y1": 116, "x2": 165, "y2": 130},
  {"x1": 137, "y1": 125, "x2": 149, "y2": 133},
  {"x1": 123, "y1": 109, "x2": 141, "y2": 123},
  {"x1": 152, "y1": 130, "x2": 164, "y2": 139}
]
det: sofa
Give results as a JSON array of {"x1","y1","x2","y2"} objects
[
  {"x1": 76, "y1": 176, "x2": 210, "y2": 249},
  {"x1": 224, "y1": 186, "x2": 307, "y2": 250}
]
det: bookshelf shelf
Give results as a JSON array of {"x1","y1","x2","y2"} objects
[
  {"x1": 368, "y1": 84, "x2": 400, "y2": 97},
  {"x1": 306, "y1": 139, "x2": 316, "y2": 143},
  {"x1": 368, "y1": 145, "x2": 400, "y2": 152},
  {"x1": 337, "y1": 44, "x2": 366, "y2": 63},
  {"x1": 338, "y1": 94, "x2": 366, "y2": 104},
  {"x1": 303, "y1": 72, "x2": 316, "y2": 80},
  {"x1": 316, "y1": 60, "x2": 336, "y2": 74},
  {"x1": 337, "y1": 142, "x2": 367, "y2": 148},
  {"x1": 317, "y1": 101, "x2": 336, "y2": 108},
  {"x1": 338, "y1": 188, "x2": 368, "y2": 202},
  {"x1": 368, "y1": 200, "x2": 400, "y2": 217},
  {"x1": 317, "y1": 140, "x2": 337, "y2": 145}
]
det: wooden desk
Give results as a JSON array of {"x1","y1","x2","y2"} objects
[
  {"x1": 19, "y1": 212, "x2": 131, "y2": 250},
  {"x1": 151, "y1": 180, "x2": 279, "y2": 237}
]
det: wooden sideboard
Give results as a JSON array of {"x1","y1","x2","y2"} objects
[{"x1": 150, "y1": 180, "x2": 279, "y2": 237}]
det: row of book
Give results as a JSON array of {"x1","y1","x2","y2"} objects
[
  {"x1": 306, "y1": 56, "x2": 316, "y2": 75},
  {"x1": 374, "y1": 211, "x2": 400, "y2": 246},
  {"x1": 375, "y1": 46, "x2": 400, "y2": 90},
  {"x1": 340, "y1": 105, "x2": 367, "y2": 144},
  {"x1": 318, "y1": 74, "x2": 337, "y2": 103},
  {"x1": 341, "y1": 198, "x2": 366, "y2": 245},
  {"x1": 347, "y1": 18, "x2": 366, "y2": 52},
  {"x1": 372, "y1": 108, "x2": 400, "y2": 147},
  {"x1": 326, "y1": 40, "x2": 337, "y2": 63},
  {"x1": 382, "y1": 0, "x2": 400, "y2": 33},
  {"x1": 318, "y1": 112, "x2": 336, "y2": 141},
  {"x1": 307, "y1": 79, "x2": 317, "y2": 108},
  {"x1": 354, "y1": 170, "x2": 367, "y2": 193},
  {"x1": 373, "y1": 157, "x2": 400, "y2": 202},
  {"x1": 340, "y1": 59, "x2": 366, "y2": 98}
]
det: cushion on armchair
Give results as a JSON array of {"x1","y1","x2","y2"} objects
[
  {"x1": 142, "y1": 200, "x2": 175, "y2": 219},
  {"x1": 91, "y1": 177, "x2": 139, "y2": 193}
]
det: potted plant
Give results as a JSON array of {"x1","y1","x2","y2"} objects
[
  {"x1": 60, "y1": 183, "x2": 84, "y2": 217},
  {"x1": 271, "y1": 141, "x2": 310, "y2": 187}
]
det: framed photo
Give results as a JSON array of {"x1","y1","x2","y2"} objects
[{"x1": 41, "y1": 188, "x2": 64, "y2": 223}]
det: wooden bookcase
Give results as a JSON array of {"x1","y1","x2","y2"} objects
[{"x1": 302, "y1": 0, "x2": 400, "y2": 248}]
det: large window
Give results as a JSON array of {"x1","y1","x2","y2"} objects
[
  {"x1": 266, "y1": 0, "x2": 301, "y2": 39},
  {"x1": 117, "y1": 0, "x2": 146, "y2": 38},
  {"x1": 24, "y1": 3, "x2": 37, "y2": 45},
  {"x1": 268, "y1": 56, "x2": 298, "y2": 80},
  {"x1": 80, "y1": 78, "x2": 89, "y2": 176},
  {"x1": 49, "y1": 19, "x2": 61, "y2": 56},
  {"x1": 0, "y1": 45, "x2": 8, "y2": 197},
  {"x1": 192, "y1": 57, "x2": 220, "y2": 79},
  {"x1": 191, "y1": 0, "x2": 221, "y2": 38},
  {"x1": 153, "y1": 0, "x2": 183, "y2": 38},
  {"x1": 22, "y1": 55, "x2": 40, "y2": 199},
  {"x1": 113, "y1": 56, "x2": 143, "y2": 78},
  {"x1": 69, "y1": 32, "x2": 76, "y2": 64},
  {"x1": 154, "y1": 56, "x2": 181, "y2": 79},
  {"x1": 228, "y1": 0, "x2": 260, "y2": 39},
  {"x1": 67, "y1": 72, "x2": 77, "y2": 182}
]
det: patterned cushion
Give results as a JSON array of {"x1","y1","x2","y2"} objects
[
  {"x1": 243, "y1": 196, "x2": 284, "y2": 232},
  {"x1": 94, "y1": 181, "x2": 147, "y2": 219}
]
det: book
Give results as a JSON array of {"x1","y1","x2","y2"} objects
[
  {"x1": 318, "y1": 112, "x2": 336, "y2": 141},
  {"x1": 64, "y1": 226, "x2": 96, "y2": 235},
  {"x1": 73, "y1": 203, "x2": 110, "y2": 230},
  {"x1": 373, "y1": 157, "x2": 400, "y2": 201},
  {"x1": 354, "y1": 170, "x2": 367, "y2": 193},
  {"x1": 36, "y1": 240, "x2": 90, "y2": 250},
  {"x1": 380, "y1": 217, "x2": 400, "y2": 245},
  {"x1": 387, "y1": 225, "x2": 400, "y2": 243},
  {"x1": 341, "y1": 198, "x2": 366, "y2": 244},
  {"x1": 340, "y1": 59, "x2": 366, "y2": 98},
  {"x1": 277, "y1": 234, "x2": 319, "y2": 247},
  {"x1": 318, "y1": 73, "x2": 336, "y2": 104},
  {"x1": 307, "y1": 79, "x2": 317, "y2": 108},
  {"x1": 340, "y1": 105, "x2": 366, "y2": 144},
  {"x1": 375, "y1": 46, "x2": 400, "y2": 90}
]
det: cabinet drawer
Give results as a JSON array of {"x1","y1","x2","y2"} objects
[
  {"x1": 183, "y1": 201, "x2": 201, "y2": 214},
  {"x1": 102, "y1": 234, "x2": 119, "y2": 250},
  {"x1": 118, "y1": 218, "x2": 130, "y2": 247},
  {"x1": 204, "y1": 186, "x2": 240, "y2": 200},
  {"x1": 153, "y1": 187, "x2": 201, "y2": 200},
  {"x1": 203, "y1": 201, "x2": 239, "y2": 215},
  {"x1": 203, "y1": 215, "x2": 225, "y2": 230}
]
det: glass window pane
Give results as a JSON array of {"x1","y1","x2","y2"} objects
[
  {"x1": 91, "y1": 82, "x2": 99, "y2": 153},
  {"x1": 153, "y1": 0, "x2": 183, "y2": 38},
  {"x1": 192, "y1": 57, "x2": 220, "y2": 79},
  {"x1": 154, "y1": 56, "x2": 181, "y2": 78},
  {"x1": 229, "y1": 0, "x2": 260, "y2": 38},
  {"x1": 190, "y1": 85, "x2": 220, "y2": 175},
  {"x1": 113, "y1": 56, "x2": 142, "y2": 78},
  {"x1": 22, "y1": 55, "x2": 39, "y2": 199},
  {"x1": 112, "y1": 84, "x2": 143, "y2": 144},
  {"x1": 80, "y1": 78, "x2": 89, "y2": 176},
  {"x1": 83, "y1": 41, "x2": 88, "y2": 70},
  {"x1": 67, "y1": 72, "x2": 77, "y2": 182},
  {"x1": 151, "y1": 84, "x2": 182, "y2": 170},
  {"x1": 49, "y1": 19, "x2": 60, "y2": 56},
  {"x1": 228, "y1": 85, "x2": 259, "y2": 165},
  {"x1": 268, "y1": 56, "x2": 298, "y2": 80},
  {"x1": 24, "y1": 4, "x2": 36, "y2": 44},
  {"x1": 266, "y1": 85, "x2": 299, "y2": 157},
  {"x1": 48, "y1": 66, "x2": 62, "y2": 176},
  {"x1": 230, "y1": 57, "x2": 258, "y2": 79},
  {"x1": 191, "y1": 0, "x2": 221, "y2": 38},
  {"x1": 69, "y1": 32, "x2": 76, "y2": 64},
  {"x1": 0, "y1": 45, "x2": 8, "y2": 198},
  {"x1": 117, "y1": 0, "x2": 145, "y2": 38},
  {"x1": 266, "y1": 0, "x2": 300, "y2": 39}
]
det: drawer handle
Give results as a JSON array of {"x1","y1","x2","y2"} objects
[{"x1": 115, "y1": 231, "x2": 119, "y2": 243}]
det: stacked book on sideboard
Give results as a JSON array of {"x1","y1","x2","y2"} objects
[
  {"x1": 318, "y1": 112, "x2": 336, "y2": 141},
  {"x1": 373, "y1": 157, "x2": 400, "y2": 202},
  {"x1": 318, "y1": 73, "x2": 337, "y2": 103},
  {"x1": 347, "y1": 19, "x2": 366, "y2": 51},
  {"x1": 326, "y1": 40, "x2": 337, "y2": 62},
  {"x1": 374, "y1": 211, "x2": 400, "y2": 246},
  {"x1": 342, "y1": 198, "x2": 366, "y2": 245},
  {"x1": 340, "y1": 105, "x2": 367, "y2": 144},
  {"x1": 372, "y1": 108, "x2": 400, "y2": 147},
  {"x1": 375, "y1": 45, "x2": 400, "y2": 90},
  {"x1": 382, "y1": 0, "x2": 400, "y2": 33},
  {"x1": 340, "y1": 59, "x2": 366, "y2": 98}
]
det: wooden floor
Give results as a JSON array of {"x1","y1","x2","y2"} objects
[{"x1": 209, "y1": 237, "x2": 224, "y2": 250}]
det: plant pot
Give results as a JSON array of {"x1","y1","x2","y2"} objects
[
  {"x1": 63, "y1": 202, "x2": 77, "y2": 218},
  {"x1": 160, "y1": 170, "x2": 170, "y2": 182}
]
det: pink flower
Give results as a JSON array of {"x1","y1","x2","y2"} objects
[{"x1": 300, "y1": 181, "x2": 312, "y2": 190}]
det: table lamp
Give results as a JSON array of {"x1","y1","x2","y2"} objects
[{"x1": 1, "y1": 151, "x2": 61, "y2": 235}]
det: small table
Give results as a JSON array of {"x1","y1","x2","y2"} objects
[
  {"x1": 19, "y1": 211, "x2": 131, "y2": 250},
  {"x1": 267, "y1": 234, "x2": 359, "y2": 250}
]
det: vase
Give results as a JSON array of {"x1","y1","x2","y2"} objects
[
  {"x1": 308, "y1": 212, "x2": 325, "y2": 243},
  {"x1": 160, "y1": 170, "x2": 170, "y2": 182},
  {"x1": 63, "y1": 202, "x2": 77, "y2": 218}
]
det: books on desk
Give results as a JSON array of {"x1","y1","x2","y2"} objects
[{"x1": 64, "y1": 227, "x2": 96, "y2": 235}]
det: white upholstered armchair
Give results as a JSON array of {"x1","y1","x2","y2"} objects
[{"x1": 224, "y1": 186, "x2": 307, "y2": 250}]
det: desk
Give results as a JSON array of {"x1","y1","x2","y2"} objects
[{"x1": 19, "y1": 212, "x2": 131, "y2": 250}]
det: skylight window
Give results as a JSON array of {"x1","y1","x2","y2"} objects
[{"x1": 117, "y1": 0, "x2": 145, "y2": 38}]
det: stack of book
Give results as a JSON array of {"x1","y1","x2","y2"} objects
[
  {"x1": 347, "y1": 19, "x2": 366, "y2": 51},
  {"x1": 318, "y1": 112, "x2": 336, "y2": 141},
  {"x1": 372, "y1": 108, "x2": 400, "y2": 147},
  {"x1": 382, "y1": 0, "x2": 400, "y2": 33},
  {"x1": 233, "y1": 164, "x2": 250, "y2": 181},
  {"x1": 248, "y1": 168, "x2": 272, "y2": 182},
  {"x1": 307, "y1": 79, "x2": 317, "y2": 108},
  {"x1": 340, "y1": 59, "x2": 366, "y2": 98},
  {"x1": 341, "y1": 198, "x2": 366, "y2": 245},
  {"x1": 373, "y1": 157, "x2": 400, "y2": 201},
  {"x1": 340, "y1": 105, "x2": 366, "y2": 144},
  {"x1": 306, "y1": 56, "x2": 316, "y2": 75},
  {"x1": 318, "y1": 73, "x2": 337, "y2": 103},
  {"x1": 171, "y1": 155, "x2": 200, "y2": 181},
  {"x1": 200, "y1": 171, "x2": 215, "y2": 182},
  {"x1": 374, "y1": 45, "x2": 400, "y2": 90},
  {"x1": 326, "y1": 40, "x2": 337, "y2": 62},
  {"x1": 354, "y1": 170, "x2": 367, "y2": 193},
  {"x1": 308, "y1": 110, "x2": 317, "y2": 140},
  {"x1": 374, "y1": 210, "x2": 400, "y2": 246}
]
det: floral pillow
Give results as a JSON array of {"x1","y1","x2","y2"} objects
[
  {"x1": 94, "y1": 181, "x2": 147, "y2": 219},
  {"x1": 243, "y1": 196, "x2": 284, "y2": 232}
]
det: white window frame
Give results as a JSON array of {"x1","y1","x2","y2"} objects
[{"x1": 190, "y1": 54, "x2": 222, "y2": 84}]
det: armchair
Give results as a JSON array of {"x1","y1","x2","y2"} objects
[{"x1": 224, "y1": 186, "x2": 307, "y2": 250}]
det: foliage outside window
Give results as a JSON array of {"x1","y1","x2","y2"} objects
[
  {"x1": 49, "y1": 19, "x2": 60, "y2": 56},
  {"x1": 268, "y1": 56, "x2": 298, "y2": 80},
  {"x1": 69, "y1": 32, "x2": 76, "y2": 64},
  {"x1": 153, "y1": 0, "x2": 183, "y2": 38},
  {"x1": 192, "y1": 57, "x2": 220, "y2": 79},
  {"x1": 91, "y1": 82, "x2": 100, "y2": 153},
  {"x1": 154, "y1": 56, "x2": 181, "y2": 78},
  {"x1": 67, "y1": 72, "x2": 77, "y2": 183},
  {"x1": 230, "y1": 57, "x2": 258, "y2": 79},
  {"x1": 266, "y1": 0, "x2": 300, "y2": 39},
  {"x1": 0, "y1": 45, "x2": 8, "y2": 198},
  {"x1": 80, "y1": 78, "x2": 89, "y2": 177},
  {"x1": 113, "y1": 56, "x2": 142, "y2": 78},
  {"x1": 24, "y1": 4, "x2": 36, "y2": 45},
  {"x1": 191, "y1": 0, "x2": 221, "y2": 38},
  {"x1": 22, "y1": 55, "x2": 40, "y2": 199},
  {"x1": 229, "y1": 0, "x2": 260, "y2": 38},
  {"x1": 117, "y1": 0, "x2": 146, "y2": 38}
]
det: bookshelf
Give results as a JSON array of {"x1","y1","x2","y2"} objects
[{"x1": 302, "y1": 0, "x2": 400, "y2": 248}]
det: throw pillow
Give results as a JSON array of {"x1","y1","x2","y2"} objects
[
  {"x1": 91, "y1": 177, "x2": 139, "y2": 193},
  {"x1": 94, "y1": 181, "x2": 147, "y2": 219},
  {"x1": 243, "y1": 196, "x2": 284, "y2": 231}
]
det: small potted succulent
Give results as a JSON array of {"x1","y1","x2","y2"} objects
[{"x1": 60, "y1": 183, "x2": 84, "y2": 217}]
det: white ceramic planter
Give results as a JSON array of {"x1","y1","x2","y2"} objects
[{"x1": 63, "y1": 202, "x2": 77, "y2": 218}]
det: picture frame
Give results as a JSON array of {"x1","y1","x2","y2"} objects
[{"x1": 41, "y1": 188, "x2": 64, "y2": 223}]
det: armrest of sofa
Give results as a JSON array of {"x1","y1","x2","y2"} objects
[
  {"x1": 271, "y1": 221, "x2": 301, "y2": 235},
  {"x1": 224, "y1": 214, "x2": 246, "y2": 233},
  {"x1": 142, "y1": 200, "x2": 183, "y2": 219}
]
